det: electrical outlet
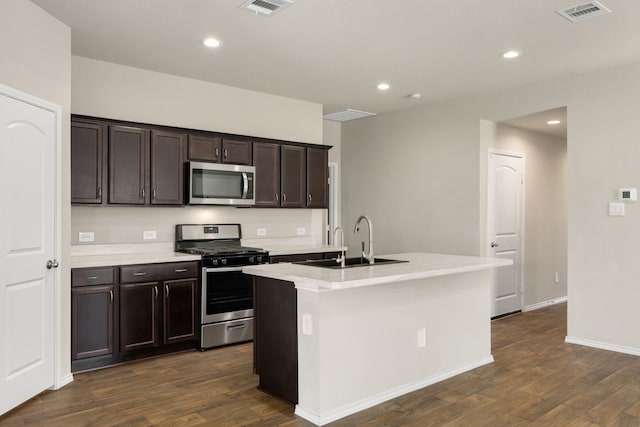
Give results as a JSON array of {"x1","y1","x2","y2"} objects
[
  {"x1": 257, "y1": 228, "x2": 267, "y2": 236},
  {"x1": 554, "y1": 272, "x2": 560, "y2": 284},
  {"x1": 297, "y1": 227, "x2": 306, "y2": 236},
  {"x1": 417, "y1": 328, "x2": 427, "y2": 348},
  {"x1": 143, "y1": 230, "x2": 157, "y2": 240},
  {"x1": 78, "y1": 232, "x2": 94, "y2": 242}
]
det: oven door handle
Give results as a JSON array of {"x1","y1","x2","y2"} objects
[
  {"x1": 241, "y1": 172, "x2": 249, "y2": 199},
  {"x1": 204, "y1": 266, "x2": 246, "y2": 273}
]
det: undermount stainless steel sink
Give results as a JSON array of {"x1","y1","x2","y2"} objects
[{"x1": 294, "y1": 257, "x2": 407, "y2": 269}]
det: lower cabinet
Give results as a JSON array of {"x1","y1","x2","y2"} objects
[{"x1": 71, "y1": 261, "x2": 199, "y2": 372}]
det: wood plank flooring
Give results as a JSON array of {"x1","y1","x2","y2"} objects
[{"x1": 3, "y1": 303, "x2": 640, "y2": 426}]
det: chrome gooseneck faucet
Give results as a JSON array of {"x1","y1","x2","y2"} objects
[
  {"x1": 333, "y1": 226, "x2": 346, "y2": 268},
  {"x1": 354, "y1": 215, "x2": 374, "y2": 264}
]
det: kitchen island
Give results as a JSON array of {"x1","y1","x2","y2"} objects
[{"x1": 243, "y1": 252, "x2": 511, "y2": 426}]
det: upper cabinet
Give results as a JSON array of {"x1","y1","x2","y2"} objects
[
  {"x1": 71, "y1": 115, "x2": 330, "y2": 208},
  {"x1": 150, "y1": 130, "x2": 186, "y2": 205},
  {"x1": 306, "y1": 147, "x2": 329, "y2": 208},
  {"x1": 280, "y1": 145, "x2": 307, "y2": 208},
  {"x1": 109, "y1": 125, "x2": 148, "y2": 205},
  {"x1": 71, "y1": 119, "x2": 106, "y2": 204},
  {"x1": 222, "y1": 138, "x2": 252, "y2": 165}
]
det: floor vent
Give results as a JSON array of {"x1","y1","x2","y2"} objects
[
  {"x1": 323, "y1": 109, "x2": 376, "y2": 122},
  {"x1": 239, "y1": 0, "x2": 294, "y2": 16},
  {"x1": 556, "y1": 1, "x2": 611, "y2": 23}
]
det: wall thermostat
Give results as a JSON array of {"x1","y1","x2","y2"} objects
[{"x1": 618, "y1": 188, "x2": 637, "y2": 202}]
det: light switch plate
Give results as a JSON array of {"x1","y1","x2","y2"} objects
[
  {"x1": 78, "y1": 232, "x2": 94, "y2": 242},
  {"x1": 609, "y1": 202, "x2": 625, "y2": 216},
  {"x1": 257, "y1": 228, "x2": 267, "y2": 236},
  {"x1": 302, "y1": 314, "x2": 313, "y2": 335},
  {"x1": 296, "y1": 227, "x2": 306, "y2": 236}
]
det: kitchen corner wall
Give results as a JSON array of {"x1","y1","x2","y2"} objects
[
  {"x1": 71, "y1": 56, "x2": 326, "y2": 246},
  {"x1": 492, "y1": 123, "x2": 568, "y2": 308}
]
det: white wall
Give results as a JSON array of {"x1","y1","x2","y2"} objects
[
  {"x1": 493, "y1": 123, "x2": 568, "y2": 308},
  {"x1": 342, "y1": 61, "x2": 640, "y2": 353},
  {"x1": 71, "y1": 56, "x2": 327, "y2": 246},
  {"x1": 0, "y1": 0, "x2": 72, "y2": 384}
]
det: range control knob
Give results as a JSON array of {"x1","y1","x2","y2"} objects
[
  {"x1": 256, "y1": 256, "x2": 263, "y2": 264},
  {"x1": 221, "y1": 258, "x2": 227, "y2": 266},
  {"x1": 211, "y1": 259, "x2": 219, "y2": 267},
  {"x1": 249, "y1": 256, "x2": 255, "y2": 264}
]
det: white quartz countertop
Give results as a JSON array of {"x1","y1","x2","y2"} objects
[
  {"x1": 243, "y1": 252, "x2": 512, "y2": 292},
  {"x1": 264, "y1": 245, "x2": 345, "y2": 256},
  {"x1": 70, "y1": 252, "x2": 201, "y2": 268}
]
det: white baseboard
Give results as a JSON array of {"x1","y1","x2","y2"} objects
[
  {"x1": 565, "y1": 336, "x2": 640, "y2": 357},
  {"x1": 523, "y1": 296, "x2": 567, "y2": 312},
  {"x1": 294, "y1": 356, "x2": 495, "y2": 426},
  {"x1": 51, "y1": 373, "x2": 74, "y2": 390}
]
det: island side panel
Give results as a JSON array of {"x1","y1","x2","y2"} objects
[
  {"x1": 254, "y1": 276, "x2": 298, "y2": 404},
  {"x1": 296, "y1": 270, "x2": 492, "y2": 421}
]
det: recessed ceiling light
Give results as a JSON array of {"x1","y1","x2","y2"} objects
[
  {"x1": 377, "y1": 83, "x2": 390, "y2": 91},
  {"x1": 203, "y1": 38, "x2": 221, "y2": 48},
  {"x1": 547, "y1": 120, "x2": 561, "y2": 125},
  {"x1": 406, "y1": 93, "x2": 422, "y2": 100},
  {"x1": 500, "y1": 50, "x2": 521, "y2": 59}
]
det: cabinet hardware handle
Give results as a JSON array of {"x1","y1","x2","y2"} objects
[
  {"x1": 308, "y1": 194, "x2": 312, "y2": 202},
  {"x1": 153, "y1": 189, "x2": 156, "y2": 199},
  {"x1": 133, "y1": 272, "x2": 147, "y2": 276},
  {"x1": 141, "y1": 188, "x2": 145, "y2": 198},
  {"x1": 275, "y1": 193, "x2": 279, "y2": 202},
  {"x1": 154, "y1": 285, "x2": 158, "y2": 299},
  {"x1": 98, "y1": 186, "x2": 102, "y2": 198},
  {"x1": 165, "y1": 284, "x2": 169, "y2": 297},
  {"x1": 282, "y1": 193, "x2": 287, "y2": 202},
  {"x1": 174, "y1": 268, "x2": 188, "y2": 273},
  {"x1": 224, "y1": 149, "x2": 228, "y2": 159},
  {"x1": 215, "y1": 147, "x2": 219, "y2": 157},
  {"x1": 109, "y1": 289, "x2": 113, "y2": 304},
  {"x1": 87, "y1": 276, "x2": 98, "y2": 280}
]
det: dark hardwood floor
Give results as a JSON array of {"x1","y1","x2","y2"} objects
[{"x1": 3, "y1": 303, "x2": 640, "y2": 426}]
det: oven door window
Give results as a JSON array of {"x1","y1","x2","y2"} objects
[{"x1": 205, "y1": 270, "x2": 253, "y2": 315}]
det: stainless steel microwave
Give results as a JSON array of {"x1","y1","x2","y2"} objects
[{"x1": 187, "y1": 161, "x2": 255, "y2": 206}]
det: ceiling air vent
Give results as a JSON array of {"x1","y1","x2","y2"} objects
[
  {"x1": 239, "y1": 0, "x2": 294, "y2": 16},
  {"x1": 556, "y1": 1, "x2": 611, "y2": 23},
  {"x1": 323, "y1": 109, "x2": 376, "y2": 122}
]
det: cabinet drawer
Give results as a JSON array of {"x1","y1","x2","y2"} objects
[
  {"x1": 72, "y1": 267, "x2": 114, "y2": 287},
  {"x1": 120, "y1": 261, "x2": 199, "y2": 283}
]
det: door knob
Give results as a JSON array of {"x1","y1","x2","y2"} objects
[
  {"x1": 46, "y1": 259, "x2": 59, "y2": 269},
  {"x1": 490, "y1": 242, "x2": 499, "y2": 248}
]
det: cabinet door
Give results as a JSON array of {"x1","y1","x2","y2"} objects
[
  {"x1": 253, "y1": 142, "x2": 280, "y2": 207},
  {"x1": 150, "y1": 130, "x2": 186, "y2": 205},
  {"x1": 222, "y1": 138, "x2": 252, "y2": 165},
  {"x1": 120, "y1": 282, "x2": 159, "y2": 352},
  {"x1": 71, "y1": 285, "x2": 114, "y2": 360},
  {"x1": 280, "y1": 145, "x2": 306, "y2": 208},
  {"x1": 306, "y1": 147, "x2": 328, "y2": 208},
  {"x1": 163, "y1": 278, "x2": 197, "y2": 345},
  {"x1": 71, "y1": 120, "x2": 105, "y2": 204},
  {"x1": 109, "y1": 125, "x2": 148, "y2": 204},
  {"x1": 188, "y1": 134, "x2": 221, "y2": 162}
]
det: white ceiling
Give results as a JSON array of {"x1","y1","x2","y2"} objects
[
  {"x1": 502, "y1": 107, "x2": 567, "y2": 139},
  {"x1": 32, "y1": 0, "x2": 640, "y2": 117}
]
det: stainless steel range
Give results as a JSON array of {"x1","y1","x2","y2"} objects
[{"x1": 175, "y1": 224, "x2": 268, "y2": 350}]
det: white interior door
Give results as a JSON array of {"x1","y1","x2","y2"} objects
[
  {"x1": 0, "y1": 89, "x2": 57, "y2": 415},
  {"x1": 488, "y1": 151, "x2": 524, "y2": 317}
]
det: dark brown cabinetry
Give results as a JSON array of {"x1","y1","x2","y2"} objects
[
  {"x1": 150, "y1": 130, "x2": 186, "y2": 205},
  {"x1": 71, "y1": 267, "x2": 115, "y2": 361},
  {"x1": 222, "y1": 138, "x2": 252, "y2": 165},
  {"x1": 280, "y1": 145, "x2": 307, "y2": 208},
  {"x1": 253, "y1": 142, "x2": 281, "y2": 207},
  {"x1": 109, "y1": 125, "x2": 148, "y2": 205},
  {"x1": 188, "y1": 134, "x2": 221, "y2": 162},
  {"x1": 253, "y1": 276, "x2": 298, "y2": 404},
  {"x1": 306, "y1": 147, "x2": 329, "y2": 208},
  {"x1": 71, "y1": 120, "x2": 106, "y2": 204},
  {"x1": 71, "y1": 261, "x2": 198, "y2": 372},
  {"x1": 119, "y1": 262, "x2": 198, "y2": 353}
]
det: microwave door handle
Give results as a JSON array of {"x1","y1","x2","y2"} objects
[{"x1": 242, "y1": 172, "x2": 249, "y2": 199}]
